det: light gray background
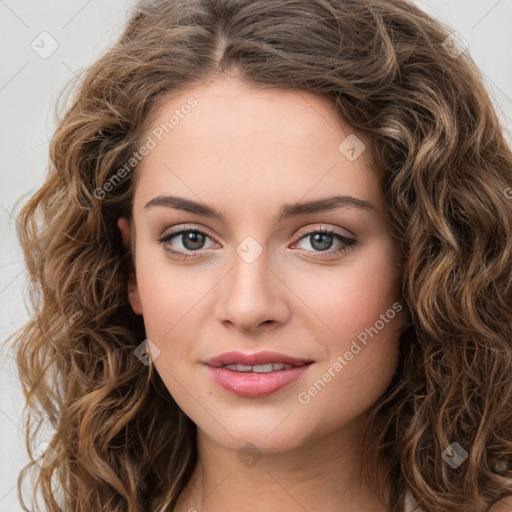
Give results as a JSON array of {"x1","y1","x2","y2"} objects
[{"x1": 1, "y1": 1, "x2": 511, "y2": 510}]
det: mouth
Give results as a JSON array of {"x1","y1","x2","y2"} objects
[
  {"x1": 203, "y1": 351, "x2": 315, "y2": 397},
  {"x1": 218, "y1": 362, "x2": 310, "y2": 373},
  {"x1": 204, "y1": 350, "x2": 314, "y2": 368}
]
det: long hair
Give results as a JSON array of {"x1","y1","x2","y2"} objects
[{"x1": 9, "y1": 0, "x2": 512, "y2": 510}]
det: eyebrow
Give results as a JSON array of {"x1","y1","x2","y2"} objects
[{"x1": 144, "y1": 194, "x2": 376, "y2": 223}]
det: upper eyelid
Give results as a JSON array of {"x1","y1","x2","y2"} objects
[
  {"x1": 296, "y1": 224, "x2": 355, "y2": 240},
  {"x1": 159, "y1": 224, "x2": 217, "y2": 241}
]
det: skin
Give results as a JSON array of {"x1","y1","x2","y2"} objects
[{"x1": 118, "y1": 75, "x2": 409, "y2": 512}]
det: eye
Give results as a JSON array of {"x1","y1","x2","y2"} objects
[
  {"x1": 156, "y1": 224, "x2": 357, "y2": 261},
  {"x1": 291, "y1": 226, "x2": 357, "y2": 259},
  {"x1": 156, "y1": 225, "x2": 218, "y2": 260}
]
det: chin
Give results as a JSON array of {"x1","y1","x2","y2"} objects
[{"x1": 197, "y1": 412, "x2": 317, "y2": 455}]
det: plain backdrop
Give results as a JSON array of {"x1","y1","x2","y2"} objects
[{"x1": 1, "y1": 1, "x2": 511, "y2": 510}]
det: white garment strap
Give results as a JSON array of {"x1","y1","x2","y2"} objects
[{"x1": 404, "y1": 490, "x2": 423, "y2": 512}]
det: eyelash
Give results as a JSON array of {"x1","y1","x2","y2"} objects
[{"x1": 156, "y1": 224, "x2": 357, "y2": 261}]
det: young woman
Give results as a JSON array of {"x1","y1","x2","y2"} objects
[{"x1": 10, "y1": 0, "x2": 512, "y2": 511}]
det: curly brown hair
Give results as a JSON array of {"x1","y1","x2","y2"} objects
[{"x1": 8, "y1": 0, "x2": 512, "y2": 511}]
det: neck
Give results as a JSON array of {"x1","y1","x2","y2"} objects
[{"x1": 173, "y1": 414, "x2": 391, "y2": 512}]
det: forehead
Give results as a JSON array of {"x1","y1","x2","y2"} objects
[
  {"x1": 132, "y1": 77, "x2": 385, "y2": 217},
  {"x1": 141, "y1": 77, "x2": 358, "y2": 160}
]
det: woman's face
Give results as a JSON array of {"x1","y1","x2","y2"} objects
[{"x1": 119, "y1": 76, "x2": 406, "y2": 454}]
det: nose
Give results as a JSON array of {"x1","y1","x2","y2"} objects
[{"x1": 214, "y1": 246, "x2": 291, "y2": 333}]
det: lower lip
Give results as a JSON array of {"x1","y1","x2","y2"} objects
[{"x1": 205, "y1": 364, "x2": 314, "y2": 397}]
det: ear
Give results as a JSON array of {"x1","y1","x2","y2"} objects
[{"x1": 117, "y1": 217, "x2": 143, "y2": 315}]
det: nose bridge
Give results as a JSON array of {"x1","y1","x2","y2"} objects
[{"x1": 215, "y1": 236, "x2": 288, "y2": 331}]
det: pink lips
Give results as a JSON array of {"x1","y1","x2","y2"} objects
[{"x1": 203, "y1": 350, "x2": 314, "y2": 397}]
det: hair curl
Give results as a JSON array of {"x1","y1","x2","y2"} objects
[{"x1": 9, "y1": 0, "x2": 512, "y2": 511}]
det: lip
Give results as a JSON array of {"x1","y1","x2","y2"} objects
[
  {"x1": 204, "y1": 350, "x2": 314, "y2": 367},
  {"x1": 203, "y1": 350, "x2": 315, "y2": 397}
]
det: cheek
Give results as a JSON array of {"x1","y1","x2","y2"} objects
[
  {"x1": 134, "y1": 258, "x2": 218, "y2": 394},
  {"x1": 294, "y1": 239, "x2": 402, "y2": 406},
  {"x1": 135, "y1": 254, "x2": 214, "y2": 338},
  {"x1": 294, "y1": 236, "x2": 401, "y2": 338}
]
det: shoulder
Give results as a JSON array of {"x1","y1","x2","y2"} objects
[
  {"x1": 406, "y1": 491, "x2": 512, "y2": 511},
  {"x1": 489, "y1": 495, "x2": 512, "y2": 511}
]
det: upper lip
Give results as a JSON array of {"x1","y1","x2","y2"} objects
[{"x1": 204, "y1": 350, "x2": 314, "y2": 367}]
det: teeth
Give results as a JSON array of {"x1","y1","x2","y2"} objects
[
  {"x1": 223, "y1": 363, "x2": 293, "y2": 373},
  {"x1": 225, "y1": 363, "x2": 253, "y2": 372}
]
